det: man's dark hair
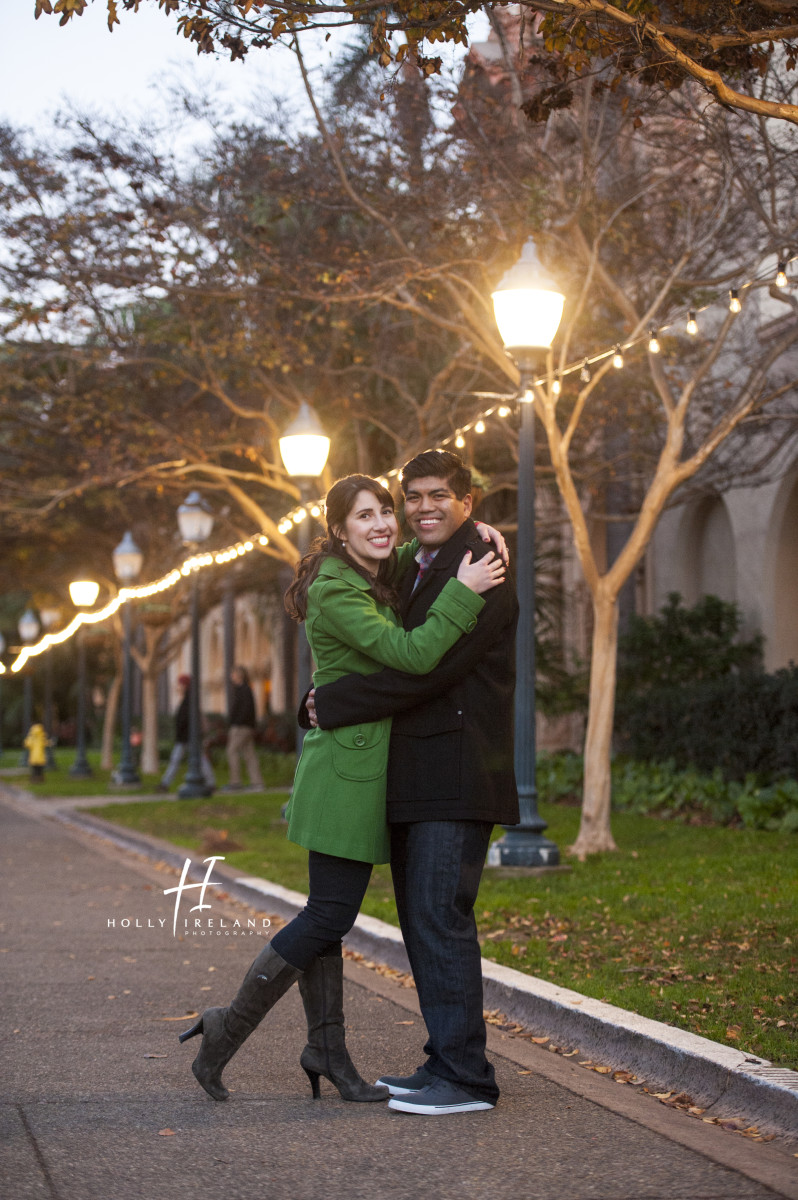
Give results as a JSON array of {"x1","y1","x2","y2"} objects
[{"x1": 400, "y1": 450, "x2": 472, "y2": 500}]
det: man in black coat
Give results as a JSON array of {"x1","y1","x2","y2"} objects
[{"x1": 306, "y1": 450, "x2": 519, "y2": 1115}]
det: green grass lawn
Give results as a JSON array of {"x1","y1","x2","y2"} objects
[
  {"x1": 0, "y1": 747, "x2": 296, "y2": 797},
  {"x1": 82, "y1": 790, "x2": 798, "y2": 1070}
]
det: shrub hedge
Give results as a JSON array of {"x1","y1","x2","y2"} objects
[
  {"x1": 536, "y1": 752, "x2": 798, "y2": 834},
  {"x1": 617, "y1": 667, "x2": 798, "y2": 782}
]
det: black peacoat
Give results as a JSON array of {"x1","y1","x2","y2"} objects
[{"x1": 310, "y1": 518, "x2": 520, "y2": 827}]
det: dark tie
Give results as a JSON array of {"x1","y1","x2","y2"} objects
[{"x1": 412, "y1": 549, "x2": 436, "y2": 593}]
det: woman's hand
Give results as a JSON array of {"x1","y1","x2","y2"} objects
[
  {"x1": 474, "y1": 521, "x2": 509, "y2": 564},
  {"x1": 456, "y1": 549, "x2": 506, "y2": 594}
]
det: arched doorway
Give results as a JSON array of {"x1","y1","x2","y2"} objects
[
  {"x1": 772, "y1": 475, "x2": 798, "y2": 667},
  {"x1": 681, "y1": 496, "x2": 737, "y2": 606}
]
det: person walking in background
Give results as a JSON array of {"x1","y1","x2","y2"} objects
[
  {"x1": 179, "y1": 474, "x2": 505, "y2": 1108},
  {"x1": 157, "y1": 674, "x2": 215, "y2": 794},
  {"x1": 223, "y1": 666, "x2": 263, "y2": 792}
]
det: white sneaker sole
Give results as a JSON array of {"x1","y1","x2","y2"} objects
[
  {"x1": 375, "y1": 1077, "x2": 429, "y2": 1096},
  {"x1": 388, "y1": 1096, "x2": 494, "y2": 1115}
]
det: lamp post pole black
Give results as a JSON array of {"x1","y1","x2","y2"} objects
[
  {"x1": 488, "y1": 376, "x2": 559, "y2": 866},
  {"x1": 70, "y1": 628, "x2": 92, "y2": 778},
  {"x1": 176, "y1": 492, "x2": 214, "y2": 800},
  {"x1": 179, "y1": 568, "x2": 212, "y2": 798},
  {"x1": 487, "y1": 239, "x2": 564, "y2": 868},
  {"x1": 294, "y1": 479, "x2": 313, "y2": 755},
  {"x1": 68, "y1": 581, "x2": 100, "y2": 779},
  {"x1": 115, "y1": 599, "x2": 140, "y2": 785},
  {"x1": 112, "y1": 533, "x2": 143, "y2": 786},
  {"x1": 0, "y1": 632, "x2": 5, "y2": 759},
  {"x1": 40, "y1": 609, "x2": 61, "y2": 769},
  {"x1": 278, "y1": 401, "x2": 331, "y2": 758},
  {"x1": 18, "y1": 609, "x2": 40, "y2": 768}
]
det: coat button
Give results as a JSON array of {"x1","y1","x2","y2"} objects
[{"x1": 354, "y1": 733, "x2": 366, "y2": 747}]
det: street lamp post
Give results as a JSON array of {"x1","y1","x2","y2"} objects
[
  {"x1": 18, "y1": 608, "x2": 41, "y2": 767},
  {"x1": 488, "y1": 239, "x2": 565, "y2": 868},
  {"x1": 279, "y1": 402, "x2": 331, "y2": 755},
  {"x1": 176, "y1": 492, "x2": 214, "y2": 799},
  {"x1": 68, "y1": 581, "x2": 100, "y2": 778},
  {"x1": 0, "y1": 631, "x2": 5, "y2": 759},
  {"x1": 39, "y1": 607, "x2": 61, "y2": 768},
  {"x1": 112, "y1": 532, "x2": 144, "y2": 786}
]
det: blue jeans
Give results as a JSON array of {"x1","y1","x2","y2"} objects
[{"x1": 391, "y1": 820, "x2": 498, "y2": 1104}]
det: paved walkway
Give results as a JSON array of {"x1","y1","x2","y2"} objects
[{"x1": 1, "y1": 792, "x2": 796, "y2": 1200}]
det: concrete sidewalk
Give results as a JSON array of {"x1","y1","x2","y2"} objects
[{"x1": 1, "y1": 789, "x2": 797, "y2": 1200}]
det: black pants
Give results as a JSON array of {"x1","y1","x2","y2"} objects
[{"x1": 269, "y1": 850, "x2": 372, "y2": 971}]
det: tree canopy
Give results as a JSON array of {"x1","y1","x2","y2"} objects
[{"x1": 36, "y1": 0, "x2": 798, "y2": 125}]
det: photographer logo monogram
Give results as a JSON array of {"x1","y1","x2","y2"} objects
[{"x1": 106, "y1": 856, "x2": 271, "y2": 937}]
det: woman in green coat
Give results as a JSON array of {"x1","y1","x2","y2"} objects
[{"x1": 180, "y1": 474, "x2": 505, "y2": 1106}]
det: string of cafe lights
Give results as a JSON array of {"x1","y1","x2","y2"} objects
[{"x1": 5, "y1": 252, "x2": 794, "y2": 677}]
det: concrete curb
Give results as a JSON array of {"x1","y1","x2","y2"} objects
[{"x1": 53, "y1": 804, "x2": 798, "y2": 1142}]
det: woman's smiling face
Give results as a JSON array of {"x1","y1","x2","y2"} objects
[{"x1": 337, "y1": 488, "x2": 398, "y2": 573}]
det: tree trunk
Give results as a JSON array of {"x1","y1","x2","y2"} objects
[
  {"x1": 100, "y1": 673, "x2": 121, "y2": 770},
  {"x1": 140, "y1": 669, "x2": 161, "y2": 777},
  {"x1": 569, "y1": 592, "x2": 620, "y2": 859}
]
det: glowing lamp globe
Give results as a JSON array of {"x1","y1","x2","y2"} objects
[
  {"x1": 491, "y1": 240, "x2": 565, "y2": 363},
  {"x1": 279, "y1": 402, "x2": 331, "y2": 479},
  {"x1": 69, "y1": 581, "x2": 100, "y2": 609}
]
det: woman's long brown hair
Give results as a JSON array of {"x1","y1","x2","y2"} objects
[{"x1": 284, "y1": 475, "x2": 399, "y2": 622}]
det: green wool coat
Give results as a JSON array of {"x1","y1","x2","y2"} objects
[{"x1": 286, "y1": 552, "x2": 485, "y2": 863}]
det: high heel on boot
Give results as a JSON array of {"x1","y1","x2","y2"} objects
[
  {"x1": 179, "y1": 945, "x2": 301, "y2": 1102},
  {"x1": 299, "y1": 953, "x2": 389, "y2": 1103},
  {"x1": 302, "y1": 1065, "x2": 322, "y2": 1100},
  {"x1": 178, "y1": 1017, "x2": 204, "y2": 1044}
]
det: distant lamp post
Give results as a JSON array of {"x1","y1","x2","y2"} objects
[
  {"x1": 279, "y1": 402, "x2": 330, "y2": 753},
  {"x1": 176, "y1": 492, "x2": 214, "y2": 799},
  {"x1": 39, "y1": 607, "x2": 61, "y2": 768},
  {"x1": 68, "y1": 580, "x2": 100, "y2": 778},
  {"x1": 18, "y1": 608, "x2": 41, "y2": 766},
  {"x1": 0, "y1": 630, "x2": 5, "y2": 759},
  {"x1": 112, "y1": 532, "x2": 144, "y2": 786},
  {"x1": 488, "y1": 239, "x2": 564, "y2": 868}
]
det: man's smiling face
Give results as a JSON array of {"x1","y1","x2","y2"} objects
[{"x1": 403, "y1": 475, "x2": 472, "y2": 549}]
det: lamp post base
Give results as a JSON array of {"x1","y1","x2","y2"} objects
[
  {"x1": 487, "y1": 827, "x2": 560, "y2": 868},
  {"x1": 111, "y1": 765, "x2": 141, "y2": 787},
  {"x1": 178, "y1": 779, "x2": 214, "y2": 800},
  {"x1": 69, "y1": 759, "x2": 93, "y2": 779}
]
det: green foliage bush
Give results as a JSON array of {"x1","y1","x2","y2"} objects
[
  {"x1": 617, "y1": 667, "x2": 798, "y2": 781},
  {"x1": 615, "y1": 593, "x2": 798, "y2": 783},
  {"x1": 536, "y1": 752, "x2": 798, "y2": 834}
]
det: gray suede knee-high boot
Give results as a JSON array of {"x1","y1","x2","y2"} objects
[
  {"x1": 299, "y1": 952, "x2": 389, "y2": 1102},
  {"x1": 179, "y1": 942, "x2": 301, "y2": 1101}
]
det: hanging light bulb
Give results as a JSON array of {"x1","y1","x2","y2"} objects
[
  {"x1": 776, "y1": 260, "x2": 789, "y2": 289},
  {"x1": 686, "y1": 310, "x2": 698, "y2": 336},
  {"x1": 729, "y1": 289, "x2": 742, "y2": 313},
  {"x1": 648, "y1": 327, "x2": 661, "y2": 353},
  {"x1": 455, "y1": 432, "x2": 466, "y2": 449},
  {"x1": 580, "y1": 358, "x2": 591, "y2": 383},
  {"x1": 474, "y1": 419, "x2": 486, "y2": 434},
  {"x1": 552, "y1": 376, "x2": 561, "y2": 395},
  {"x1": 612, "y1": 345, "x2": 624, "y2": 369},
  {"x1": 497, "y1": 405, "x2": 511, "y2": 417}
]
